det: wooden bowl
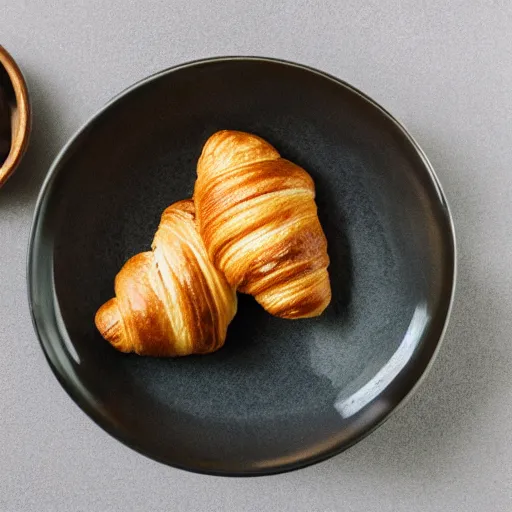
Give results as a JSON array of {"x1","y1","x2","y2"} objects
[{"x1": 0, "y1": 45, "x2": 31, "y2": 188}]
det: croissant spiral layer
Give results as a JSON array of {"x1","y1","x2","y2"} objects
[
  {"x1": 194, "y1": 130, "x2": 331, "y2": 319},
  {"x1": 95, "y1": 199, "x2": 237, "y2": 356}
]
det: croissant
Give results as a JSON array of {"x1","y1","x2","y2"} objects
[
  {"x1": 95, "y1": 199, "x2": 237, "y2": 356},
  {"x1": 194, "y1": 130, "x2": 331, "y2": 319}
]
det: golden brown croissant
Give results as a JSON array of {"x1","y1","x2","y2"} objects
[
  {"x1": 95, "y1": 199, "x2": 237, "y2": 356},
  {"x1": 194, "y1": 130, "x2": 331, "y2": 319}
]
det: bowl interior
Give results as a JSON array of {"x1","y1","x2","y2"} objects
[{"x1": 29, "y1": 58, "x2": 455, "y2": 475}]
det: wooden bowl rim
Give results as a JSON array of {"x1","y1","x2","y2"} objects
[{"x1": 0, "y1": 45, "x2": 31, "y2": 188}]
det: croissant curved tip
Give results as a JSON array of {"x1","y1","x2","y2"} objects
[
  {"x1": 95, "y1": 298, "x2": 131, "y2": 353},
  {"x1": 255, "y1": 270, "x2": 332, "y2": 320},
  {"x1": 202, "y1": 130, "x2": 274, "y2": 152}
]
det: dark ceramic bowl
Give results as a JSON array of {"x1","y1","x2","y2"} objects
[{"x1": 28, "y1": 57, "x2": 456, "y2": 476}]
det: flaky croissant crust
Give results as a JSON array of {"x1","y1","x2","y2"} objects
[
  {"x1": 95, "y1": 199, "x2": 237, "y2": 356},
  {"x1": 194, "y1": 130, "x2": 331, "y2": 319}
]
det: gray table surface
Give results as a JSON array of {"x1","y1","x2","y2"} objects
[{"x1": 1, "y1": 1, "x2": 511, "y2": 511}]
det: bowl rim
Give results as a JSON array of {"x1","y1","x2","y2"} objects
[
  {"x1": 27, "y1": 55, "x2": 457, "y2": 477},
  {"x1": 0, "y1": 45, "x2": 31, "y2": 188}
]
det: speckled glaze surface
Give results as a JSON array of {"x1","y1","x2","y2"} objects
[{"x1": 28, "y1": 57, "x2": 456, "y2": 476}]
